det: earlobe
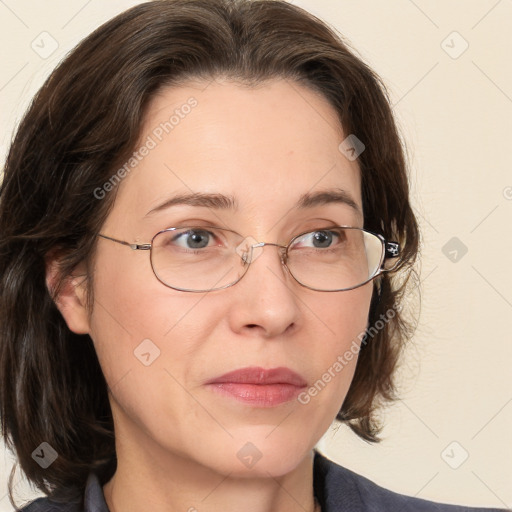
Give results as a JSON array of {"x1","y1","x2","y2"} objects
[{"x1": 45, "y1": 254, "x2": 91, "y2": 335}]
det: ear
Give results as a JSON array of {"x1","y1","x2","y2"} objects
[{"x1": 45, "y1": 251, "x2": 91, "y2": 335}]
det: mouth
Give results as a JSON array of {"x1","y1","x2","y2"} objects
[{"x1": 205, "y1": 366, "x2": 308, "y2": 407}]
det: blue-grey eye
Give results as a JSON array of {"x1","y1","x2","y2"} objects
[
  {"x1": 311, "y1": 230, "x2": 333, "y2": 248},
  {"x1": 293, "y1": 230, "x2": 340, "y2": 249},
  {"x1": 173, "y1": 229, "x2": 212, "y2": 249}
]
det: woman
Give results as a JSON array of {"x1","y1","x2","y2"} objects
[{"x1": 0, "y1": 1, "x2": 506, "y2": 511}]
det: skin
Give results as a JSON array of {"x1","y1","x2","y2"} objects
[{"x1": 50, "y1": 78, "x2": 374, "y2": 512}]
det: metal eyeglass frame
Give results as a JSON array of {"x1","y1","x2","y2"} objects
[{"x1": 97, "y1": 226, "x2": 401, "y2": 293}]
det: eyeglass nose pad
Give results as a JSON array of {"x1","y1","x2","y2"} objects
[{"x1": 235, "y1": 236, "x2": 264, "y2": 265}]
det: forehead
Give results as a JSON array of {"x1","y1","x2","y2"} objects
[{"x1": 107, "y1": 78, "x2": 363, "y2": 232}]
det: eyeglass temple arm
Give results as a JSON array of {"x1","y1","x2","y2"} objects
[
  {"x1": 97, "y1": 232, "x2": 400, "y2": 259},
  {"x1": 97, "y1": 234, "x2": 151, "y2": 251}
]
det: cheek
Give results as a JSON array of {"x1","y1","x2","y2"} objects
[
  {"x1": 311, "y1": 282, "x2": 373, "y2": 352},
  {"x1": 86, "y1": 248, "x2": 221, "y2": 392},
  {"x1": 298, "y1": 284, "x2": 373, "y2": 411},
  {"x1": 85, "y1": 260, "x2": 223, "y2": 448}
]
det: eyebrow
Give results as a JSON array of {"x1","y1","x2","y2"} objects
[
  {"x1": 145, "y1": 192, "x2": 237, "y2": 217},
  {"x1": 144, "y1": 188, "x2": 362, "y2": 217},
  {"x1": 296, "y1": 189, "x2": 362, "y2": 216}
]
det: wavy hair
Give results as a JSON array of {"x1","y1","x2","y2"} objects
[{"x1": 0, "y1": 0, "x2": 419, "y2": 508}]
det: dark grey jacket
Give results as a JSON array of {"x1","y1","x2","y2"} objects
[{"x1": 19, "y1": 451, "x2": 508, "y2": 511}]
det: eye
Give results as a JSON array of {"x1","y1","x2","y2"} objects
[
  {"x1": 171, "y1": 229, "x2": 217, "y2": 249},
  {"x1": 291, "y1": 229, "x2": 344, "y2": 249},
  {"x1": 310, "y1": 230, "x2": 335, "y2": 248}
]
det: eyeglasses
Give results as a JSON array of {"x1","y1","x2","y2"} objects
[{"x1": 97, "y1": 225, "x2": 401, "y2": 293}]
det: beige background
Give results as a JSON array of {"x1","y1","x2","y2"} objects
[{"x1": 1, "y1": 0, "x2": 511, "y2": 510}]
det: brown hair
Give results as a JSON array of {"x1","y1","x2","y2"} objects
[{"x1": 0, "y1": 0, "x2": 419, "y2": 508}]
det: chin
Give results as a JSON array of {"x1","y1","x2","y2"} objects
[{"x1": 203, "y1": 429, "x2": 316, "y2": 478}]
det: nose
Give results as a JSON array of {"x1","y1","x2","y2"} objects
[{"x1": 227, "y1": 241, "x2": 301, "y2": 338}]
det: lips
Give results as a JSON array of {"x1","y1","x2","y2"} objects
[
  {"x1": 205, "y1": 366, "x2": 308, "y2": 407},
  {"x1": 206, "y1": 366, "x2": 307, "y2": 386}
]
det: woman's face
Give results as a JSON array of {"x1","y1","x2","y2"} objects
[{"x1": 63, "y1": 78, "x2": 373, "y2": 477}]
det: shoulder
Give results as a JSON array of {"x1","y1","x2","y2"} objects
[
  {"x1": 16, "y1": 496, "x2": 81, "y2": 512},
  {"x1": 313, "y1": 451, "x2": 508, "y2": 512},
  {"x1": 16, "y1": 472, "x2": 106, "y2": 512}
]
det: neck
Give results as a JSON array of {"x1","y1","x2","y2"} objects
[
  {"x1": 103, "y1": 414, "x2": 319, "y2": 512},
  {"x1": 104, "y1": 455, "x2": 318, "y2": 512}
]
